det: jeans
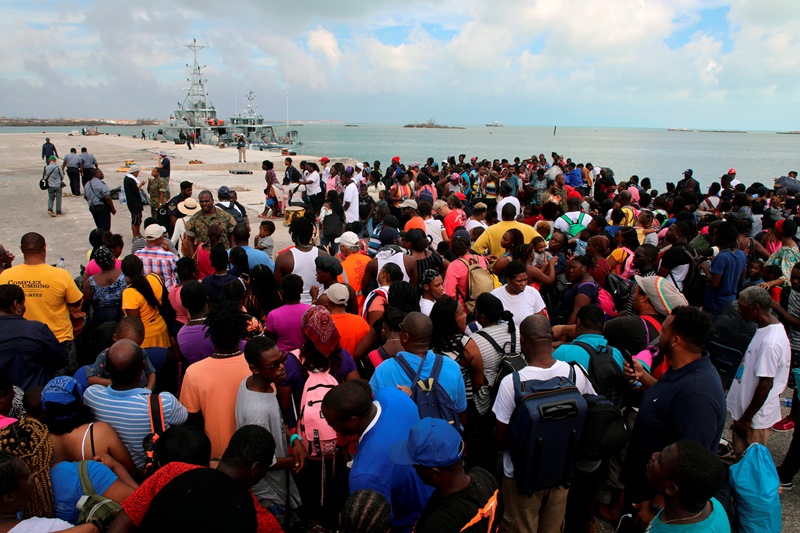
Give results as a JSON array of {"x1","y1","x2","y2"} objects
[{"x1": 47, "y1": 187, "x2": 62, "y2": 213}]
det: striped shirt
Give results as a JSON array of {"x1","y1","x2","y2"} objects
[
  {"x1": 83, "y1": 386, "x2": 188, "y2": 471},
  {"x1": 134, "y1": 246, "x2": 178, "y2": 290}
]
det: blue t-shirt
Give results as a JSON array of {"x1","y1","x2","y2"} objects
[
  {"x1": 553, "y1": 333, "x2": 626, "y2": 371},
  {"x1": 51, "y1": 460, "x2": 117, "y2": 523},
  {"x1": 704, "y1": 249, "x2": 746, "y2": 311},
  {"x1": 228, "y1": 245, "x2": 275, "y2": 272},
  {"x1": 648, "y1": 498, "x2": 731, "y2": 532},
  {"x1": 565, "y1": 168, "x2": 583, "y2": 188},
  {"x1": 350, "y1": 387, "x2": 434, "y2": 533},
  {"x1": 370, "y1": 350, "x2": 467, "y2": 413}
]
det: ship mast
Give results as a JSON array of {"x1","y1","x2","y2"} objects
[{"x1": 183, "y1": 39, "x2": 210, "y2": 126}]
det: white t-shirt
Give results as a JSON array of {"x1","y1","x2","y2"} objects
[
  {"x1": 343, "y1": 182, "x2": 359, "y2": 223},
  {"x1": 419, "y1": 297, "x2": 434, "y2": 316},
  {"x1": 465, "y1": 218, "x2": 488, "y2": 233},
  {"x1": 306, "y1": 171, "x2": 321, "y2": 195},
  {"x1": 490, "y1": 285, "x2": 546, "y2": 329},
  {"x1": 425, "y1": 218, "x2": 446, "y2": 251},
  {"x1": 288, "y1": 183, "x2": 306, "y2": 205},
  {"x1": 496, "y1": 196, "x2": 521, "y2": 219},
  {"x1": 553, "y1": 211, "x2": 588, "y2": 234},
  {"x1": 492, "y1": 361, "x2": 595, "y2": 478},
  {"x1": 727, "y1": 323, "x2": 790, "y2": 429}
]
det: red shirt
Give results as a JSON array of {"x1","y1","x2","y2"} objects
[
  {"x1": 444, "y1": 209, "x2": 465, "y2": 238},
  {"x1": 122, "y1": 462, "x2": 282, "y2": 533}
]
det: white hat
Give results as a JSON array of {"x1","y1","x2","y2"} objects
[
  {"x1": 399, "y1": 199, "x2": 418, "y2": 210},
  {"x1": 325, "y1": 283, "x2": 350, "y2": 306},
  {"x1": 334, "y1": 231, "x2": 360, "y2": 248},
  {"x1": 128, "y1": 165, "x2": 140, "y2": 174},
  {"x1": 177, "y1": 198, "x2": 201, "y2": 216},
  {"x1": 144, "y1": 224, "x2": 167, "y2": 240},
  {"x1": 159, "y1": 150, "x2": 167, "y2": 156}
]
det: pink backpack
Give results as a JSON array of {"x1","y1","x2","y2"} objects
[
  {"x1": 577, "y1": 281, "x2": 617, "y2": 318},
  {"x1": 294, "y1": 351, "x2": 339, "y2": 458},
  {"x1": 615, "y1": 247, "x2": 635, "y2": 280}
]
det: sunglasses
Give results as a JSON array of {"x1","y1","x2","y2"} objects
[{"x1": 264, "y1": 353, "x2": 289, "y2": 371}]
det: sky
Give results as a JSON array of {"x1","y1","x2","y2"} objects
[{"x1": 2, "y1": 0, "x2": 799, "y2": 130}]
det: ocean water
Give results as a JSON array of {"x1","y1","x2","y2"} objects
[{"x1": 4, "y1": 124, "x2": 798, "y2": 191}]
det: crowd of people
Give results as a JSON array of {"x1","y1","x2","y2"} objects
[{"x1": 2, "y1": 147, "x2": 799, "y2": 532}]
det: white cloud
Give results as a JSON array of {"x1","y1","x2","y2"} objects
[{"x1": 308, "y1": 27, "x2": 342, "y2": 68}]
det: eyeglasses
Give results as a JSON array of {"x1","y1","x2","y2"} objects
[{"x1": 264, "y1": 353, "x2": 288, "y2": 371}]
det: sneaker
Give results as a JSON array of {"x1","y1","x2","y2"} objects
[
  {"x1": 781, "y1": 481, "x2": 793, "y2": 491},
  {"x1": 773, "y1": 416, "x2": 795, "y2": 432},
  {"x1": 48, "y1": 210, "x2": 56, "y2": 217}
]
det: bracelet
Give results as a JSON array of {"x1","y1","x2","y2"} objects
[{"x1": 289, "y1": 434, "x2": 303, "y2": 446}]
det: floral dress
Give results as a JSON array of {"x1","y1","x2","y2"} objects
[{"x1": 89, "y1": 273, "x2": 126, "y2": 325}]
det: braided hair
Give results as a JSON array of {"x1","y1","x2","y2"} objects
[
  {"x1": 121, "y1": 255, "x2": 161, "y2": 309},
  {"x1": 289, "y1": 213, "x2": 316, "y2": 246},
  {"x1": 430, "y1": 295, "x2": 467, "y2": 359},
  {"x1": 204, "y1": 301, "x2": 248, "y2": 351},
  {"x1": 339, "y1": 489, "x2": 391, "y2": 533},
  {"x1": 0, "y1": 419, "x2": 54, "y2": 518}
]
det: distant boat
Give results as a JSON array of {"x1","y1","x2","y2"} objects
[{"x1": 485, "y1": 121, "x2": 503, "y2": 127}]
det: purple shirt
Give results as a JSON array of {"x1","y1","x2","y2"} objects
[
  {"x1": 282, "y1": 349, "x2": 357, "y2": 426},
  {"x1": 264, "y1": 303, "x2": 312, "y2": 353},
  {"x1": 176, "y1": 324, "x2": 245, "y2": 366}
]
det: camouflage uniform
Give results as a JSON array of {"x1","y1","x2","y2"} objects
[
  {"x1": 184, "y1": 208, "x2": 236, "y2": 249},
  {"x1": 147, "y1": 176, "x2": 168, "y2": 218}
]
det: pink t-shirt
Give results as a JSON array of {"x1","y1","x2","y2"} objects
[
  {"x1": 264, "y1": 303, "x2": 313, "y2": 353},
  {"x1": 168, "y1": 285, "x2": 190, "y2": 325},
  {"x1": 84, "y1": 258, "x2": 122, "y2": 278},
  {"x1": 443, "y1": 253, "x2": 490, "y2": 309}
]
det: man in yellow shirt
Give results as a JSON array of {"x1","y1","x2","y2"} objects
[
  {"x1": 0, "y1": 233, "x2": 83, "y2": 372},
  {"x1": 473, "y1": 203, "x2": 540, "y2": 258}
]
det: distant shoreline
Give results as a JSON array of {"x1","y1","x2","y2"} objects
[
  {"x1": 0, "y1": 118, "x2": 158, "y2": 127},
  {"x1": 667, "y1": 128, "x2": 747, "y2": 134}
]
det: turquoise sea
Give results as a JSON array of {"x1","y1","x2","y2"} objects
[{"x1": 4, "y1": 124, "x2": 798, "y2": 191}]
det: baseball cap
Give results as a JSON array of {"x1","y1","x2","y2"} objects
[
  {"x1": 356, "y1": 162, "x2": 364, "y2": 171},
  {"x1": 392, "y1": 156, "x2": 400, "y2": 163},
  {"x1": 335, "y1": 231, "x2": 360, "y2": 248},
  {"x1": 180, "y1": 181, "x2": 193, "y2": 190},
  {"x1": 325, "y1": 283, "x2": 350, "y2": 306},
  {"x1": 409, "y1": 162, "x2": 420, "y2": 168},
  {"x1": 128, "y1": 165, "x2": 140, "y2": 173},
  {"x1": 217, "y1": 185, "x2": 231, "y2": 199},
  {"x1": 315, "y1": 255, "x2": 343, "y2": 276},
  {"x1": 379, "y1": 227, "x2": 400, "y2": 245},
  {"x1": 159, "y1": 150, "x2": 167, "y2": 156},
  {"x1": 634, "y1": 275, "x2": 687, "y2": 317},
  {"x1": 144, "y1": 224, "x2": 167, "y2": 240},
  {"x1": 177, "y1": 198, "x2": 201, "y2": 216},
  {"x1": 320, "y1": 157, "x2": 330, "y2": 163},
  {"x1": 452, "y1": 229, "x2": 472, "y2": 244},
  {"x1": 728, "y1": 168, "x2": 737, "y2": 174},
  {"x1": 48, "y1": 155, "x2": 57, "y2": 161},
  {"x1": 455, "y1": 192, "x2": 466, "y2": 201},
  {"x1": 399, "y1": 199, "x2": 418, "y2": 210},
  {"x1": 41, "y1": 376, "x2": 83, "y2": 411},
  {"x1": 683, "y1": 169, "x2": 693, "y2": 176},
  {"x1": 390, "y1": 418, "x2": 464, "y2": 467}
]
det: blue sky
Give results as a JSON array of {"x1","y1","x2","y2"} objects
[{"x1": 1, "y1": 0, "x2": 798, "y2": 130}]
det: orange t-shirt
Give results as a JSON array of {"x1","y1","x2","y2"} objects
[
  {"x1": 331, "y1": 313, "x2": 371, "y2": 357},
  {"x1": 338, "y1": 253, "x2": 371, "y2": 312},
  {"x1": 179, "y1": 354, "x2": 251, "y2": 459},
  {"x1": 404, "y1": 216, "x2": 427, "y2": 233}
]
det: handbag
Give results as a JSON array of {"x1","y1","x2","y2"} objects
[
  {"x1": 140, "y1": 190, "x2": 150, "y2": 206},
  {"x1": 40, "y1": 166, "x2": 56, "y2": 191}
]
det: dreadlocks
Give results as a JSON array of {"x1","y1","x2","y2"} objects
[
  {"x1": 204, "y1": 301, "x2": 248, "y2": 351},
  {"x1": 0, "y1": 419, "x2": 54, "y2": 518},
  {"x1": 339, "y1": 489, "x2": 390, "y2": 533},
  {"x1": 289, "y1": 212, "x2": 316, "y2": 246}
]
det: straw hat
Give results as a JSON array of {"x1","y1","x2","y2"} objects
[{"x1": 178, "y1": 198, "x2": 201, "y2": 216}]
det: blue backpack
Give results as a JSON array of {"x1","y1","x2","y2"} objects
[
  {"x1": 508, "y1": 367, "x2": 587, "y2": 495},
  {"x1": 395, "y1": 354, "x2": 462, "y2": 433}
]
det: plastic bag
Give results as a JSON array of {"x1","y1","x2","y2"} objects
[{"x1": 728, "y1": 443, "x2": 781, "y2": 533}]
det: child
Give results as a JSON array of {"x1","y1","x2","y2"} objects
[
  {"x1": 762, "y1": 264, "x2": 783, "y2": 301},
  {"x1": 255, "y1": 220, "x2": 275, "y2": 259},
  {"x1": 635, "y1": 210, "x2": 658, "y2": 246},
  {"x1": 746, "y1": 259, "x2": 765, "y2": 286},
  {"x1": 574, "y1": 229, "x2": 590, "y2": 257},
  {"x1": 531, "y1": 236, "x2": 552, "y2": 268},
  {"x1": 377, "y1": 189, "x2": 389, "y2": 209}
]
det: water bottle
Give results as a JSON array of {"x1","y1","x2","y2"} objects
[
  {"x1": 782, "y1": 398, "x2": 793, "y2": 407},
  {"x1": 56, "y1": 258, "x2": 65, "y2": 269},
  {"x1": 120, "y1": 186, "x2": 127, "y2": 205}
]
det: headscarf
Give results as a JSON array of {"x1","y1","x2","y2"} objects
[
  {"x1": 302, "y1": 305, "x2": 340, "y2": 357},
  {"x1": 41, "y1": 376, "x2": 83, "y2": 418},
  {"x1": 94, "y1": 246, "x2": 116, "y2": 270}
]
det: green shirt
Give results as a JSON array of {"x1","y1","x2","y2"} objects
[{"x1": 184, "y1": 208, "x2": 236, "y2": 249}]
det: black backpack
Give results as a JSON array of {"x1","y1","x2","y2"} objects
[
  {"x1": 670, "y1": 245, "x2": 707, "y2": 307},
  {"x1": 395, "y1": 354, "x2": 462, "y2": 433},
  {"x1": 322, "y1": 211, "x2": 343, "y2": 240},
  {"x1": 604, "y1": 273, "x2": 631, "y2": 312},
  {"x1": 216, "y1": 202, "x2": 244, "y2": 224},
  {"x1": 568, "y1": 362, "x2": 630, "y2": 461},
  {"x1": 474, "y1": 329, "x2": 526, "y2": 400},
  {"x1": 570, "y1": 341, "x2": 629, "y2": 411}
]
